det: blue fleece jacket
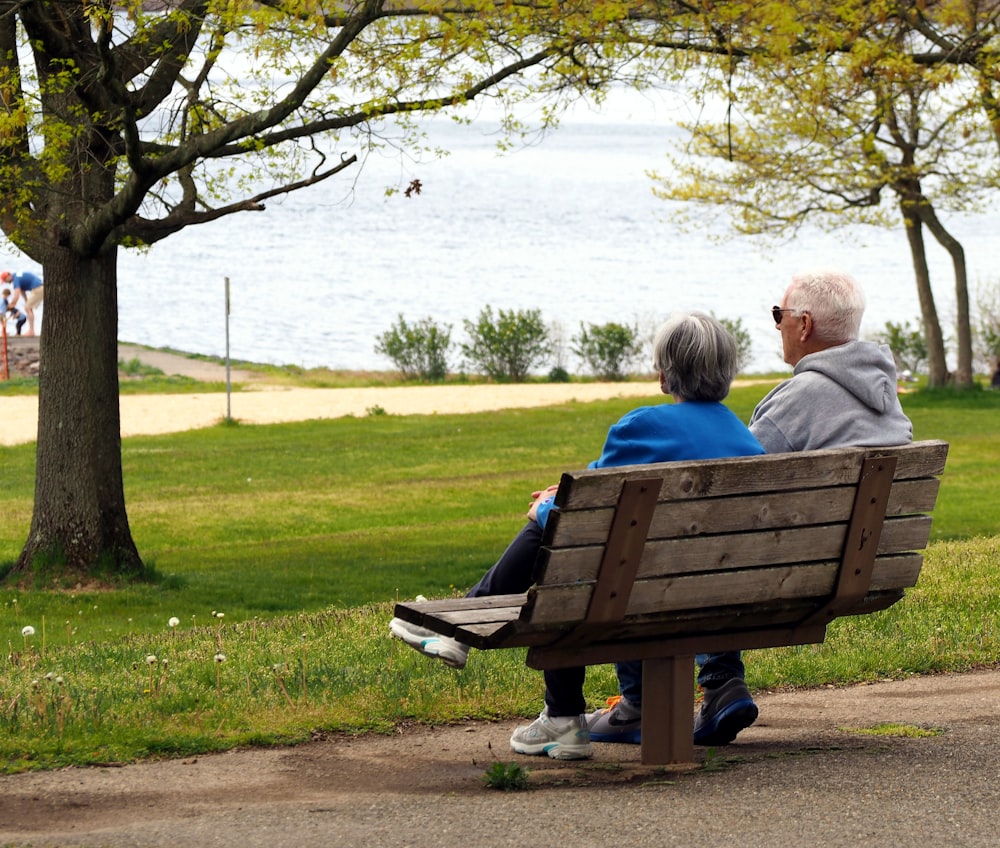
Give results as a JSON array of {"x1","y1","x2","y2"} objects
[{"x1": 534, "y1": 400, "x2": 764, "y2": 527}]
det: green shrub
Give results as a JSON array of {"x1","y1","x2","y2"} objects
[
  {"x1": 875, "y1": 319, "x2": 928, "y2": 375},
  {"x1": 460, "y1": 306, "x2": 551, "y2": 382},
  {"x1": 374, "y1": 314, "x2": 452, "y2": 381},
  {"x1": 714, "y1": 315, "x2": 754, "y2": 373},
  {"x1": 571, "y1": 321, "x2": 642, "y2": 381},
  {"x1": 975, "y1": 282, "x2": 1000, "y2": 370}
]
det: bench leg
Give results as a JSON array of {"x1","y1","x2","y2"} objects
[{"x1": 640, "y1": 654, "x2": 695, "y2": 765}]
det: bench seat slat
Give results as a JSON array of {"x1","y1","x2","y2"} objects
[
  {"x1": 393, "y1": 553, "x2": 922, "y2": 651},
  {"x1": 441, "y1": 588, "x2": 904, "y2": 655}
]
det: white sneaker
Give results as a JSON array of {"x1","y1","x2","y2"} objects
[
  {"x1": 389, "y1": 617, "x2": 470, "y2": 669},
  {"x1": 510, "y1": 711, "x2": 592, "y2": 760}
]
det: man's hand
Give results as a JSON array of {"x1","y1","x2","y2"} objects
[{"x1": 527, "y1": 484, "x2": 560, "y2": 521}]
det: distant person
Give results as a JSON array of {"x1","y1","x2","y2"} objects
[
  {"x1": 588, "y1": 267, "x2": 913, "y2": 750},
  {"x1": 1, "y1": 287, "x2": 27, "y2": 336},
  {"x1": 1, "y1": 270, "x2": 43, "y2": 336},
  {"x1": 389, "y1": 312, "x2": 764, "y2": 760}
]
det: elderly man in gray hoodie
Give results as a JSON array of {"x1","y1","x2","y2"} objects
[
  {"x1": 588, "y1": 268, "x2": 913, "y2": 749},
  {"x1": 752, "y1": 269, "x2": 913, "y2": 452}
]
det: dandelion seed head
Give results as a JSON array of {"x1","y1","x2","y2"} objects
[
  {"x1": 146, "y1": 655, "x2": 157, "y2": 665},
  {"x1": 21, "y1": 625, "x2": 35, "y2": 637},
  {"x1": 214, "y1": 652, "x2": 226, "y2": 663},
  {"x1": 168, "y1": 617, "x2": 180, "y2": 628}
]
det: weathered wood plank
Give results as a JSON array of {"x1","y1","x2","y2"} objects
[
  {"x1": 526, "y1": 552, "x2": 924, "y2": 624},
  {"x1": 548, "y1": 441, "x2": 948, "y2": 513},
  {"x1": 538, "y1": 514, "x2": 932, "y2": 585},
  {"x1": 546, "y1": 478, "x2": 941, "y2": 547}
]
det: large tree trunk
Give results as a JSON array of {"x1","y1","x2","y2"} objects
[
  {"x1": 900, "y1": 202, "x2": 950, "y2": 388},
  {"x1": 13, "y1": 247, "x2": 142, "y2": 581}
]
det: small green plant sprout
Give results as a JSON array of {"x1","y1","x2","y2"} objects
[
  {"x1": 483, "y1": 761, "x2": 529, "y2": 791},
  {"x1": 366, "y1": 404, "x2": 387, "y2": 416}
]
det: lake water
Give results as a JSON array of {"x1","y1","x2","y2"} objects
[{"x1": 5, "y1": 97, "x2": 998, "y2": 375}]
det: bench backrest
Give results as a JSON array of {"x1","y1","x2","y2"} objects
[{"x1": 521, "y1": 440, "x2": 948, "y2": 670}]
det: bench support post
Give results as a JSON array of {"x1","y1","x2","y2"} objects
[{"x1": 640, "y1": 654, "x2": 695, "y2": 765}]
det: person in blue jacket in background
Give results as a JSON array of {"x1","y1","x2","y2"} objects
[{"x1": 390, "y1": 311, "x2": 764, "y2": 760}]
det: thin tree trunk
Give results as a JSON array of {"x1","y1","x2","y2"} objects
[
  {"x1": 913, "y1": 202, "x2": 974, "y2": 387},
  {"x1": 900, "y1": 202, "x2": 949, "y2": 387},
  {"x1": 14, "y1": 246, "x2": 143, "y2": 581}
]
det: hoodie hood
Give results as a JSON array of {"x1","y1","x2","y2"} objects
[
  {"x1": 794, "y1": 339, "x2": 899, "y2": 414},
  {"x1": 749, "y1": 339, "x2": 913, "y2": 454}
]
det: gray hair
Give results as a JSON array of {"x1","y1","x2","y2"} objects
[
  {"x1": 785, "y1": 268, "x2": 866, "y2": 344},
  {"x1": 652, "y1": 311, "x2": 739, "y2": 402}
]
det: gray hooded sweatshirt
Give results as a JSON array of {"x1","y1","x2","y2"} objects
[{"x1": 749, "y1": 340, "x2": 913, "y2": 453}]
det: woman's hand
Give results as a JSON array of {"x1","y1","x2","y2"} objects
[{"x1": 527, "y1": 484, "x2": 560, "y2": 521}]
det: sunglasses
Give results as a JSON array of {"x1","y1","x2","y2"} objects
[{"x1": 771, "y1": 306, "x2": 796, "y2": 324}]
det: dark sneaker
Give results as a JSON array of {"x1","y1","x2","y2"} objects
[
  {"x1": 586, "y1": 695, "x2": 642, "y2": 744},
  {"x1": 693, "y1": 678, "x2": 758, "y2": 746}
]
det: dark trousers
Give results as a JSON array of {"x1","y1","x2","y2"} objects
[{"x1": 467, "y1": 521, "x2": 586, "y2": 717}]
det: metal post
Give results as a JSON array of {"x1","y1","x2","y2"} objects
[{"x1": 225, "y1": 276, "x2": 232, "y2": 421}]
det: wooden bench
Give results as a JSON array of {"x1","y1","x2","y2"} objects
[{"x1": 393, "y1": 439, "x2": 949, "y2": 765}]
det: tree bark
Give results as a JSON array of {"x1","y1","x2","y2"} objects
[
  {"x1": 13, "y1": 247, "x2": 143, "y2": 581},
  {"x1": 913, "y1": 202, "x2": 974, "y2": 387},
  {"x1": 900, "y1": 201, "x2": 950, "y2": 387}
]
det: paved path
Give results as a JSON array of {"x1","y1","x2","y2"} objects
[{"x1": 1, "y1": 667, "x2": 998, "y2": 847}]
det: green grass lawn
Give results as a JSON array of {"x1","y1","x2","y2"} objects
[{"x1": 0, "y1": 379, "x2": 997, "y2": 772}]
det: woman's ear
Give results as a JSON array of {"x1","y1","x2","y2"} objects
[{"x1": 659, "y1": 371, "x2": 669, "y2": 394}]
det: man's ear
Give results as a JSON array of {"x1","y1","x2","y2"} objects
[
  {"x1": 799, "y1": 312, "x2": 814, "y2": 342},
  {"x1": 659, "y1": 371, "x2": 669, "y2": 394}
]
